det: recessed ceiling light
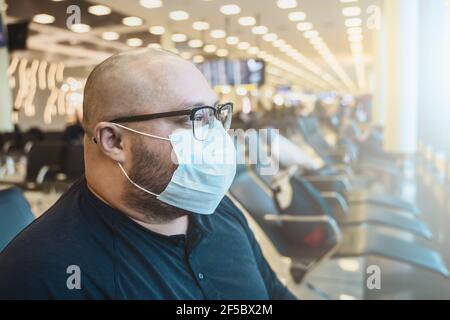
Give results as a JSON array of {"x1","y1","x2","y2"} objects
[
  {"x1": 210, "y1": 29, "x2": 226, "y2": 38},
  {"x1": 216, "y1": 49, "x2": 229, "y2": 57},
  {"x1": 288, "y1": 11, "x2": 306, "y2": 22},
  {"x1": 188, "y1": 39, "x2": 204, "y2": 48},
  {"x1": 252, "y1": 26, "x2": 268, "y2": 35},
  {"x1": 345, "y1": 18, "x2": 362, "y2": 27},
  {"x1": 139, "y1": 0, "x2": 163, "y2": 9},
  {"x1": 70, "y1": 23, "x2": 91, "y2": 33},
  {"x1": 263, "y1": 33, "x2": 278, "y2": 42},
  {"x1": 193, "y1": 55, "x2": 205, "y2": 64},
  {"x1": 180, "y1": 51, "x2": 192, "y2": 60},
  {"x1": 33, "y1": 14, "x2": 55, "y2": 24},
  {"x1": 237, "y1": 42, "x2": 250, "y2": 50},
  {"x1": 220, "y1": 4, "x2": 241, "y2": 15},
  {"x1": 304, "y1": 30, "x2": 319, "y2": 39},
  {"x1": 342, "y1": 6, "x2": 361, "y2": 17},
  {"x1": 203, "y1": 44, "x2": 217, "y2": 53},
  {"x1": 273, "y1": 39, "x2": 285, "y2": 47},
  {"x1": 347, "y1": 27, "x2": 362, "y2": 35},
  {"x1": 226, "y1": 36, "x2": 239, "y2": 45},
  {"x1": 88, "y1": 5, "x2": 111, "y2": 16},
  {"x1": 248, "y1": 46, "x2": 259, "y2": 55},
  {"x1": 147, "y1": 43, "x2": 162, "y2": 49},
  {"x1": 276, "y1": 0, "x2": 297, "y2": 9},
  {"x1": 101, "y1": 31, "x2": 119, "y2": 41},
  {"x1": 171, "y1": 33, "x2": 187, "y2": 42},
  {"x1": 348, "y1": 34, "x2": 363, "y2": 42},
  {"x1": 169, "y1": 10, "x2": 189, "y2": 21},
  {"x1": 149, "y1": 26, "x2": 165, "y2": 35},
  {"x1": 192, "y1": 21, "x2": 210, "y2": 31},
  {"x1": 296, "y1": 22, "x2": 313, "y2": 31},
  {"x1": 238, "y1": 16, "x2": 256, "y2": 26},
  {"x1": 127, "y1": 38, "x2": 143, "y2": 47},
  {"x1": 122, "y1": 16, "x2": 143, "y2": 26}
]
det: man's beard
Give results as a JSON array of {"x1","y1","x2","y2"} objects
[{"x1": 122, "y1": 142, "x2": 187, "y2": 224}]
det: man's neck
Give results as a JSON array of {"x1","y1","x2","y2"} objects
[{"x1": 86, "y1": 182, "x2": 189, "y2": 236}]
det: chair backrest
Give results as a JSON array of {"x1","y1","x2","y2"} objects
[
  {"x1": 25, "y1": 141, "x2": 64, "y2": 183},
  {"x1": 0, "y1": 187, "x2": 35, "y2": 252},
  {"x1": 230, "y1": 167, "x2": 338, "y2": 260}
]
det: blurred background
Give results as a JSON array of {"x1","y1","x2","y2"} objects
[{"x1": 0, "y1": 0, "x2": 450, "y2": 300}]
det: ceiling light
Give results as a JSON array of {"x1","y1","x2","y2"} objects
[
  {"x1": 351, "y1": 42, "x2": 363, "y2": 51},
  {"x1": 252, "y1": 25, "x2": 268, "y2": 35},
  {"x1": 342, "y1": 6, "x2": 362, "y2": 17},
  {"x1": 149, "y1": 25, "x2": 165, "y2": 35},
  {"x1": 192, "y1": 21, "x2": 210, "y2": 30},
  {"x1": 139, "y1": 0, "x2": 163, "y2": 9},
  {"x1": 169, "y1": 10, "x2": 190, "y2": 21},
  {"x1": 70, "y1": 23, "x2": 91, "y2": 33},
  {"x1": 347, "y1": 27, "x2": 362, "y2": 35},
  {"x1": 296, "y1": 22, "x2": 313, "y2": 31},
  {"x1": 273, "y1": 39, "x2": 285, "y2": 47},
  {"x1": 226, "y1": 36, "x2": 239, "y2": 45},
  {"x1": 237, "y1": 42, "x2": 250, "y2": 50},
  {"x1": 304, "y1": 30, "x2": 319, "y2": 39},
  {"x1": 32, "y1": 14, "x2": 55, "y2": 24},
  {"x1": 193, "y1": 55, "x2": 205, "y2": 63},
  {"x1": 288, "y1": 11, "x2": 306, "y2": 22},
  {"x1": 216, "y1": 49, "x2": 229, "y2": 57},
  {"x1": 147, "y1": 43, "x2": 162, "y2": 49},
  {"x1": 220, "y1": 4, "x2": 241, "y2": 15},
  {"x1": 122, "y1": 16, "x2": 143, "y2": 26},
  {"x1": 101, "y1": 31, "x2": 119, "y2": 41},
  {"x1": 248, "y1": 46, "x2": 259, "y2": 55},
  {"x1": 127, "y1": 38, "x2": 143, "y2": 47},
  {"x1": 309, "y1": 37, "x2": 323, "y2": 45},
  {"x1": 277, "y1": 0, "x2": 297, "y2": 9},
  {"x1": 238, "y1": 16, "x2": 256, "y2": 26},
  {"x1": 188, "y1": 39, "x2": 204, "y2": 48},
  {"x1": 180, "y1": 52, "x2": 192, "y2": 60},
  {"x1": 203, "y1": 44, "x2": 217, "y2": 53},
  {"x1": 345, "y1": 18, "x2": 362, "y2": 27},
  {"x1": 210, "y1": 29, "x2": 226, "y2": 38},
  {"x1": 88, "y1": 5, "x2": 111, "y2": 16},
  {"x1": 263, "y1": 33, "x2": 278, "y2": 42},
  {"x1": 171, "y1": 33, "x2": 187, "y2": 42},
  {"x1": 348, "y1": 34, "x2": 363, "y2": 42}
]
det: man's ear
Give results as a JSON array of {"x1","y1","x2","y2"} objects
[{"x1": 93, "y1": 122, "x2": 127, "y2": 163}]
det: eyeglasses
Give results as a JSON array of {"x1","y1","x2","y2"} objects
[{"x1": 110, "y1": 102, "x2": 233, "y2": 141}]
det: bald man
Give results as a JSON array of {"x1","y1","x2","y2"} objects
[{"x1": 0, "y1": 49, "x2": 295, "y2": 300}]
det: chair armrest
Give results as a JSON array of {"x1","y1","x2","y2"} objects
[
  {"x1": 320, "y1": 192, "x2": 349, "y2": 220},
  {"x1": 303, "y1": 175, "x2": 352, "y2": 193},
  {"x1": 263, "y1": 214, "x2": 342, "y2": 244}
]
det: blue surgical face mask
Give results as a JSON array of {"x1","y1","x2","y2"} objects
[{"x1": 115, "y1": 121, "x2": 237, "y2": 215}]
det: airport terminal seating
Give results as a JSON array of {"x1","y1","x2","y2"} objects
[
  {"x1": 0, "y1": 187, "x2": 35, "y2": 252},
  {"x1": 230, "y1": 165, "x2": 449, "y2": 284}
]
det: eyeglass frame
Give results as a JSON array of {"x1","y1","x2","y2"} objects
[{"x1": 93, "y1": 102, "x2": 233, "y2": 143}]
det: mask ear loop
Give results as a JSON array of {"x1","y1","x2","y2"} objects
[
  {"x1": 112, "y1": 123, "x2": 171, "y2": 141},
  {"x1": 117, "y1": 163, "x2": 159, "y2": 197}
]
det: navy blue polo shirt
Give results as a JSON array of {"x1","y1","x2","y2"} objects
[{"x1": 0, "y1": 178, "x2": 296, "y2": 300}]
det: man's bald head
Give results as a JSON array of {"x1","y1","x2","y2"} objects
[{"x1": 82, "y1": 48, "x2": 215, "y2": 137}]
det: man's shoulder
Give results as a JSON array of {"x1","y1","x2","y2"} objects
[
  {"x1": 0, "y1": 180, "x2": 115, "y2": 299},
  {"x1": 214, "y1": 195, "x2": 251, "y2": 230},
  {"x1": 2, "y1": 180, "x2": 87, "y2": 254}
]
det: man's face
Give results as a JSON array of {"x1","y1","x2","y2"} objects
[{"x1": 121, "y1": 58, "x2": 218, "y2": 222}]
